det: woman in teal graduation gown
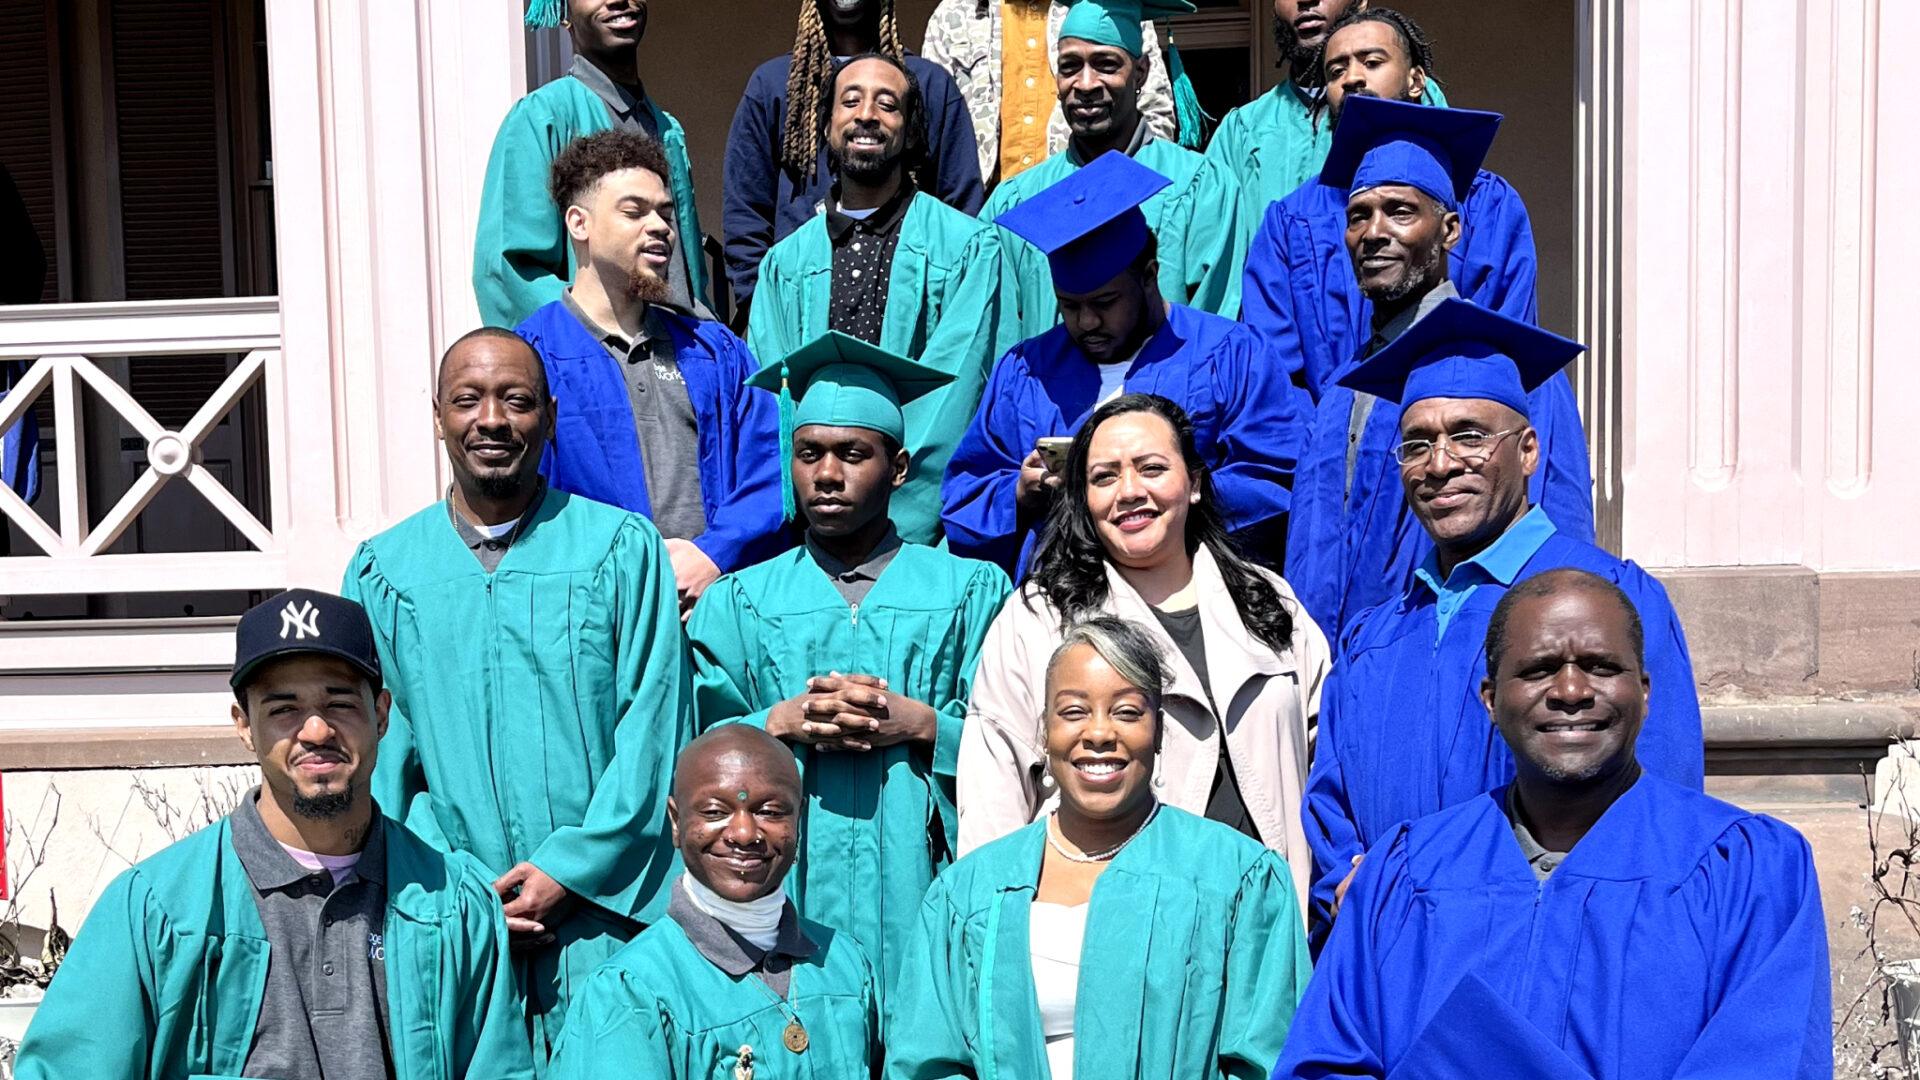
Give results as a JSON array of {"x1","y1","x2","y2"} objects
[{"x1": 885, "y1": 616, "x2": 1311, "y2": 1080}]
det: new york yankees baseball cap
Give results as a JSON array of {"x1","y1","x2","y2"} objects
[{"x1": 231, "y1": 588, "x2": 383, "y2": 695}]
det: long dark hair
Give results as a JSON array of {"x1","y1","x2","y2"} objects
[
  {"x1": 814, "y1": 52, "x2": 930, "y2": 187},
  {"x1": 1023, "y1": 394, "x2": 1297, "y2": 654}
]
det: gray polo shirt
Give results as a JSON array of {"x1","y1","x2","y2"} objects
[
  {"x1": 447, "y1": 480, "x2": 546, "y2": 573},
  {"x1": 567, "y1": 56, "x2": 711, "y2": 319},
  {"x1": 558, "y1": 294, "x2": 709, "y2": 543},
  {"x1": 666, "y1": 882, "x2": 817, "y2": 998},
  {"x1": 230, "y1": 789, "x2": 393, "y2": 1080},
  {"x1": 1503, "y1": 786, "x2": 1569, "y2": 883},
  {"x1": 804, "y1": 524, "x2": 903, "y2": 607}
]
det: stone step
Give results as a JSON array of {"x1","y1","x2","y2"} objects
[{"x1": 1704, "y1": 700, "x2": 1918, "y2": 807}]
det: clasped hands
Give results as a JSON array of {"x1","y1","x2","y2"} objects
[{"x1": 767, "y1": 672, "x2": 937, "y2": 753}]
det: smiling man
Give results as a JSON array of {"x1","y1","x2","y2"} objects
[
  {"x1": 983, "y1": 0, "x2": 1248, "y2": 336},
  {"x1": 1271, "y1": 93, "x2": 1595, "y2": 645},
  {"x1": 340, "y1": 329, "x2": 691, "y2": 1070},
  {"x1": 15, "y1": 591, "x2": 532, "y2": 1080},
  {"x1": 689, "y1": 332, "x2": 1011, "y2": 1004},
  {"x1": 747, "y1": 53, "x2": 1018, "y2": 545},
  {"x1": 516, "y1": 130, "x2": 784, "y2": 617},
  {"x1": 1277, "y1": 570, "x2": 1830, "y2": 1079},
  {"x1": 549, "y1": 726, "x2": 881, "y2": 1078},
  {"x1": 476, "y1": 0, "x2": 710, "y2": 326},
  {"x1": 942, "y1": 150, "x2": 1306, "y2": 573},
  {"x1": 1298, "y1": 300, "x2": 1701, "y2": 940}
]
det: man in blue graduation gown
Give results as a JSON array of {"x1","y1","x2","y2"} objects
[
  {"x1": 341, "y1": 329, "x2": 691, "y2": 1069},
  {"x1": 1300, "y1": 300, "x2": 1701, "y2": 934},
  {"x1": 747, "y1": 53, "x2": 1019, "y2": 545},
  {"x1": 688, "y1": 332, "x2": 1012, "y2": 1003},
  {"x1": 1241, "y1": 8, "x2": 1535, "y2": 402},
  {"x1": 517, "y1": 130, "x2": 784, "y2": 616},
  {"x1": 723, "y1": 0, "x2": 983, "y2": 322},
  {"x1": 1276, "y1": 570, "x2": 1830, "y2": 1079},
  {"x1": 942, "y1": 150, "x2": 1306, "y2": 574},
  {"x1": 1277, "y1": 93, "x2": 1594, "y2": 642}
]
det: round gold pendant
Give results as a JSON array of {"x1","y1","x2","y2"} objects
[{"x1": 783, "y1": 1019, "x2": 809, "y2": 1054}]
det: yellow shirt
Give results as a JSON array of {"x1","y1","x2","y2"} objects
[{"x1": 997, "y1": 0, "x2": 1053, "y2": 182}]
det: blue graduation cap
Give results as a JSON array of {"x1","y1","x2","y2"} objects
[
  {"x1": 1319, "y1": 95, "x2": 1502, "y2": 212},
  {"x1": 994, "y1": 151, "x2": 1173, "y2": 295},
  {"x1": 1337, "y1": 298, "x2": 1585, "y2": 418}
]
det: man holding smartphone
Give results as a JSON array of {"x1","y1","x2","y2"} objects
[{"x1": 941, "y1": 151, "x2": 1310, "y2": 573}]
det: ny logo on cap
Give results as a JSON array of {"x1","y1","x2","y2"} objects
[{"x1": 279, "y1": 599, "x2": 321, "y2": 641}]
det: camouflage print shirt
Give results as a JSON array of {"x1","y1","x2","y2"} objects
[{"x1": 922, "y1": 0, "x2": 1178, "y2": 185}]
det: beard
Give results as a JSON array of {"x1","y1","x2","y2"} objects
[
  {"x1": 293, "y1": 786, "x2": 355, "y2": 820},
  {"x1": 1272, "y1": 18, "x2": 1321, "y2": 82},
  {"x1": 1366, "y1": 241, "x2": 1446, "y2": 306},
  {"x1": 473, "y1": 467, "x2": 531, "y2": 501},
  {"x1": 829, "y1": 136, "x2": 903, "y2": 187},
  {"x1": 627, "y1": 262, "x2": 671, "y2": 304}
]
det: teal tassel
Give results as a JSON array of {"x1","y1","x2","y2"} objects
[
  {"x1": 525, "y1": 0, "x2": 566, "y2": 30},
  {"x1": 777, "y1": 366, "x2": 797, "y2": 521},
  {"x1": 1165, "y1": 37, "x2": 1213, "y2": 150}
]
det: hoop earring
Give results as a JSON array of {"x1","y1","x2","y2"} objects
[{"x1": 560, "y1": 17, "x2": 572, "y2": 29}]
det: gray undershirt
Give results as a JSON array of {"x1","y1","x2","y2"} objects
[
  {"x1": 1503, "y1": 786, "x2": 1569, "y2": 883},
  {"x1": 567, "y1": 56, "x2": 712, "y2": 318},
  {"x1": 561, "y1": 292, "x2": 708, "y2": 542},
  {"x1": 1347, "y1": 279, "x2": 1460, "y2": 498},
  {"x1": 804, "y1": 524, "x2": 903, "y2": 607},
  {"x1": 666, "y1": 884, "x2": 818, "y2": 998},
  {"x1": 447, "y1": 479, "x2": 546, "y2": 573},
  {"x1": 230, "y1": 789, "x2": 393, "y2": 1080}
]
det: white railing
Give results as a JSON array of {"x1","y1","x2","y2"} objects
[{"x1": 0, "y1": 298, "x2": 285, "y2": 598}]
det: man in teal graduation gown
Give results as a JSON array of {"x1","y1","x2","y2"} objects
[
  {"x1": 550, "y1": 725, "x2": 881, "y2": 1079},
  {"x1": 748, "y1": 52, "x2": 1019, "y2": 545},
  {"x1": 474, "y1": 0, "x2": 709, "y2": 327},
  {"x1": 341, "y1": 328, "x2": 692, "y2": 1068},
  {"x1": 1278, "y1": 572, "x2": 1828, "y2": 1079},
  {"x1": 688, "y1": 332, "x2": 1012, "y2": 1002},
  {"x1": 16, "y1": 591, "x2": 532, "y2": 1080},
  {"x1": 983, "y1": 0, "x2": 1248, "y2": 337}
]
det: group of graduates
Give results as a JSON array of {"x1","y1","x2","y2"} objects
[{"x1": 13, "y1": 0, "x2": 1835, "y2": 1077}]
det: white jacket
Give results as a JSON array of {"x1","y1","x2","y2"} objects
[{"x1": 957, "y1": 546, "x2": 1331, "y2": 907}]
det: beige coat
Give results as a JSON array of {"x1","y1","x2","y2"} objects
[{"x1": 956, "y1": 547, "x2": 1331, "y2": 906}]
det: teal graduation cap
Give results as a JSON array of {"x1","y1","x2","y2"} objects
[
  {"x1": 1058, "y1": 0, "x2": 1196, "y2": 57},
  {"x1": 995, "y1": 151, "x2": 1174, "y2": 295},
  {"x1": 524, "y1": 0, "x2": 566, "y2": 29},
  {"x1": 1319, "y1": 95, "x2": 1502, "y2": 212},
  {"x1": 745, "y1": 331, "x2": 954, "y2": 515},
  {"x1": 1337, "y1": 298, "x2": 1584, "y2": 418}
]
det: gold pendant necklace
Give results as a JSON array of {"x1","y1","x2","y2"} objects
[{"x1": 783, "y1": 1018, "x2": 810, "y2": 1053}]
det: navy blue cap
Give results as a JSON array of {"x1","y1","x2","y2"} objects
[
  {"x1": 1319, "y1": 96, "x2": 1501, "y2": 211},
  {"x1": 995, "y1": 151, "x2": 1173, "y2": 295},
  {"x1": 231, "y1": 589, "x2": 383, "y2": 693},
  {"x1": 1337, "y1": 298, "x2": 1585, "y2": 417}
]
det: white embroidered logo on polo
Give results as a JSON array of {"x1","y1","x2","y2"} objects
[{"x1": 280, "y1": 600, "x2": 321, "y2": 641}]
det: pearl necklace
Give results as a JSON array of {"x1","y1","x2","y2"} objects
[{"x1": 1046, "y1": 802, "x2": 1161, "y2": 863}]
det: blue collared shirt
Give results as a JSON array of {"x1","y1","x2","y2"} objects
[{"x1": 1414, "y1": 505, "x2": 1559, "y2": 641}]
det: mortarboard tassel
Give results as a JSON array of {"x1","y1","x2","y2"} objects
[
  {"x1": 525, "y1": 0, "x2": 567, "y2": 30},
  {"x1": 777, "y1": 364, "x2": 796, "y2": 521},
  {"x1": 1164, "y1": 35, "x2": 1214, "y2": 150}
]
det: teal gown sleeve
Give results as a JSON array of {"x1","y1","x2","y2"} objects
[
  {"x1": 1157, "y1": 157, "x2": 1248, "y2": 318},
  {"x1": 1217, "y1": 852, "x2": 1313, "y2": 1078},
  {"x1": 744, "y1": 246, "x2": 805, "y2": 378},
  {"x1": 473, "y1": 98, "x2": 571, "y2": 329},
  {"x1": 526, "y1": 519, "x2": 693, "y2": 920},
  {"x1": 448, "y1": 857, "x2": 541, "y2": 1080},
  {"x1": 546, "y1": 970, "x2": 676, "y2": 1080},
  {"x1": 928, "y1": 565, "x2": 1014, "y2": 847},
  {"x1": 12, "y1": 873, "x2": 162, "y2": 1080},
  {"x1": 342, "y1": 543, "x2": 450, "y2": 851},
  {"x1": 686, "y1": 574, "x2": 779, "y2": 731},
  {"x1": 881, "y1": 879, "x2": 977, "y2": 1080}
]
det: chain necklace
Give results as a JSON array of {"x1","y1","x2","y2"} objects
[{"x1": 1046, "y1": 801, "x2": 1160, "y2": 863}]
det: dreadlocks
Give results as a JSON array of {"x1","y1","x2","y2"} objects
[
  {"x1": 782, "y1": 1, "x2": 905, "y2": 181},
  {"x1": 1308, "y1": 6, "x2": 1439, "y2": 125}
]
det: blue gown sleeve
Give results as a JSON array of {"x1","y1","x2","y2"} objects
[
  {"x1": 1301, "y1": 653, "x2": 1365, "y2": 935},
  {"x1": 1209, "y1": 329, "x2": 1307, "y2": 538},
  {"x1": 687, "y1": 574, "x2": 780, "y2": 731},
  {"x1": 342, "y1": 543, "x2": 450, "y2": 851},
  {"x1": 690, "y1": 327, "x2": 787, "y2": 573},
  {"x1": 1667, "y1": 816, "x2": 1832, "y2": 1078},
  {"x1": 1239, "y1": 199, "x2": 1312, "y2": 392},
  {"x1": 722, "y1": 66, "x2": 781, "y2": 311},
  {"x1": 1218, "y1": 852, "x2": 1313, "y2": 1078},
  {"x1": 1624, "y1": 566, "x2": 1706, "y2": 789},
  {"x1": 1271, "y1": 826, "x2": 1420, "y2": 1079},
  {"x1": 923, "y1": 67, "x2": 986, "y2": 216},
  {"x1": 1470, "y1": 176, "x2": 1540, "y2": 325},
  {"x1": 938, "y1": 347, "x2": 1035, "y2": 571},
  {"x1": 1525, "y1": 372, "x2": 1597, "y2": 548},
  {"x1": 527, "y1": 519, "x2": 692, "y2": 921}
]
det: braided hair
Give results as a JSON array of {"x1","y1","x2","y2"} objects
[
  {"x1": 1023, "y1": 394, "x2": 1299, "y2": 655},
  {"x1": 782, "y1": 1, "x2": 906, "y2": 181},
  {"x1": 1309, "y1": 7, "x2": 1438, "y2": 125}
]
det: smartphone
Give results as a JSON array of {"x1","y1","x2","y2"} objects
[{"x1": 1035, "y1": 437, "x2": 1074, "y2": 473}]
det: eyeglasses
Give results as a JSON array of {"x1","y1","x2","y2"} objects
[{"x1": 1393, "y1": 427, "x2": 1524, "y2": 467}]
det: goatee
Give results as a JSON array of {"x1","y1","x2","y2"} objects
[
  {"x1": 293, "y1": 788, "x2": 355, "y2": 820},
  {"x1": 627, "y1": 266, "x2": 671, "y2": 305},
  {"x1": 473, "y1": 470, "x2": 530, "y2": 500}
]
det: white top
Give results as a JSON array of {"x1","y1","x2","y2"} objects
[{"x1": 1030, "y1": 900, "x2": 1088, "y2": 1080}]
